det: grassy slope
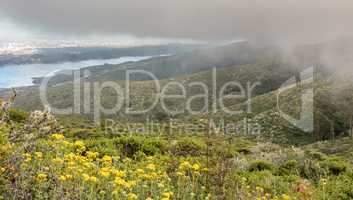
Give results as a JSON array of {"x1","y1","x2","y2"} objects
[{"x1": 12, "y1": 60, "x2": 300, "y2": 117}]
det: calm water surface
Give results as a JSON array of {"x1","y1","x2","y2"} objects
[{"x1": 0, "y1": 56, "x2": 153, "y2": 88}]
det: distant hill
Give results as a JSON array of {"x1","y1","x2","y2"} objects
[
  {"x1": 0, "y1": 43, "x2": 201, "y2": 67},
  {"x1": 32, "y1": 41, "x2": 261, "y2": 86},
  {"x1": 10, "y1": 59, "x2": 301, "y2": 119}
]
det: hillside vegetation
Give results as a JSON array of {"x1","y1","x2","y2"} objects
[
  {"x1": 1, "y1": 107, "x2": 353, "y2": 199},
  {"x1": 2, "y1": 42, "x2": 353, "y2": 199}
]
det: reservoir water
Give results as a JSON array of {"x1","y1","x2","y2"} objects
[{"x1": 0, "y1": 56, "x2": 153, "y2": 88}]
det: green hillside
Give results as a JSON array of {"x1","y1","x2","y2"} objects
[{"x1": 1, "y1": 107, "x2": 353, "y2": 199}]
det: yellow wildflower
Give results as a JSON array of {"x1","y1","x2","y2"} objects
[
  {"x1": 282, "y1": 194, "x2": 291, "y2": 200},
  {"x1": 192, "y1": 163, "x2": 200, "y2": 171},
  {"x1": 59, "y1": 174, "x2": 73, "y2": 181},
  {"x1": 82, "y1": 173, "x2": 90, "y2": 181},
  {"x1": 74, "y1": 140, "x2": 85, "y2": 147},
  {"x1": 176, "y1": 172, "x2": 184, "y2": 177},
  {"x1": 83, "y1": 162, "x2": 94, "y2": 169},
  {"x1": 114, "y1": 177, "x2": 135, "y2": 189},
  {"x1": 34, "y1": 152, "x2": 43, "y2": 160},
  {"x1": 179, "y1": 161, "x2": 192, "y2": 171},
  {"x1": 320, "y1": 178, "x2": 327, "y2": 186},
  {"x1": 136, "y1": 168, "x2": 144, "y2": 175},
  {"x1": 89, "y1": 176, "x2": 98, "y2": 183},
  {"x1": 163, "y1": 192, "x2": 173, "y2": 198},
  {"x1": 127, "y1": 193, "x2": 138, "y2": 200},
  {"x1": 99, "y1": 167, "x2": 111, "y2": 177},
  {"x1": 102, "y1": 155, "x2": 113, "y2": 164},
  {"x1": 81, "y1": 173, "x2": 97, "y2": 183},
  {"x1": 51, "y1": 134, "x2": 65, "y2": 140},
  {"x1": 146, "y1": 163, "x2": 156, "y2": 171},
  {"x1": 86, "y1": 151, "x2": 99, "y2": 160},
  {"x1": 114, "y1": 177, "x2": 127, "y2": 186},
  {"x1": 36, "y1": 173, "x2": 47, "y2": 182},
  {"x1": 74, "y1": 140, "x2": 86, "y2": 152},
  {"x1": 62, "y1": 141, "x2": 72, "y2": 147},
  {"x1": 23, "y1": 153, "x2": 32, "y2": 162},
  {"x1": 64, "y1": 153, "x2": 76, "y2": 161},
  {"x1": 111, "y1": 169, "x2": 125, "y2": 177},
  {"x1": 59, "y1": 175, "x2": 67, "y2": 181}
]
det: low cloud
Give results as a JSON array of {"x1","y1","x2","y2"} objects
[{"x1": 1, "y1": 0, "x2": 353, "y2": 45}]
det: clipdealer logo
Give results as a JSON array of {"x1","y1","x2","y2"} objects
[{"x1": 277, "y1": 66, "x2": 314, "y2": 132}]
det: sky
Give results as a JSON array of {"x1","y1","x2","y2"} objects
[
  {"x1": 0, "y1": 19, "x2": 184, "y2": 45},
  {"x1": 0, "y1": 0, "x2": 353, "y2": 46},
  {"x1": 0, "y1": 19, "x2": 36, "y2": 42}
]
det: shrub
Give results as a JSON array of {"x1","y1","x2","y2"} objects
[
  {"x1": 300, "y1": 160, "x2": 327, "y2": 182},
  {"x1": 305, "y1": 150, "x2": 327, "y2": 161},
  {"x1": 317, "y1": 173, "x2": 353, "y2": 199},
  {"x1": 114, "y1": 136, "x2": 167, "y2": 157},
  {"x1": 279, "y1": 160, "x2": 299, "y2": 175},
  {"x1": 225, "y1": 170, "x2": 299, "y2": 198},
  {"x1": 85, "y1": 138, "x2": 119, "y2": 156},
  {"x1": 171, "y1": 137, "x2": 206, "y2": 156},
  {"x1": 320, "y1": 159, "x2": 348, "y2": 176},
  {"x1": 248, "y1": 160, "x2": 275, "y2": 172},
  {"x1": 67, "y1": 128, "x2": 101, "y2": 139},
  {"x1": 8, "y1": 109, "x2": 29, "y2": 123},
  {"x1": 235, "y1": 147, "x2": 252, "y2": 154}
]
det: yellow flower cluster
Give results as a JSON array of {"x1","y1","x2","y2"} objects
[
  {"x1": 34, "y1": 152, "x2": 43, "y2": 160},
  {"x1": 52, "y1": 157, "x2": 64, "y2": 165},
  {"x1": 178, "y1": 161, "x2": 202, "y2": 172},
  {"x1": 36, "y1": 173, "x2": 47, "y2": 182},
  {"x1": 161, "y1": 191, "x2": 173, "y2": 200},
  {"x1": 8, "y1": 136, "x2": 211, "y2": 199},
  {"x1": 102, "y1": 155, "x2": 113, "y2": 164},
  {"x1": 87, "y1": 151, "x2": 99, "y2": 160},
  {"x1": 127, "y1": 193, "x2": 138, "y2": 200},
  {"x1": 74, "y1": 140, "x2": 86, "y2": 152},
  {"x1": 51, "y1": 133, "x2": 65, "y2": 140},
  {"x1": 22, "y1": 153, "x2": 32, "y2": 162},
  {"x1": 82, "y1": 173, "x2": 98, "y2": 183},
  {"x1": 59, "y1": 174, "x2": 73, "y2": 182}
]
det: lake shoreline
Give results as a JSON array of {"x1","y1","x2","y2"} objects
[{"x1": 0, "y1": 55, "x2": 158, "y2": 88}]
